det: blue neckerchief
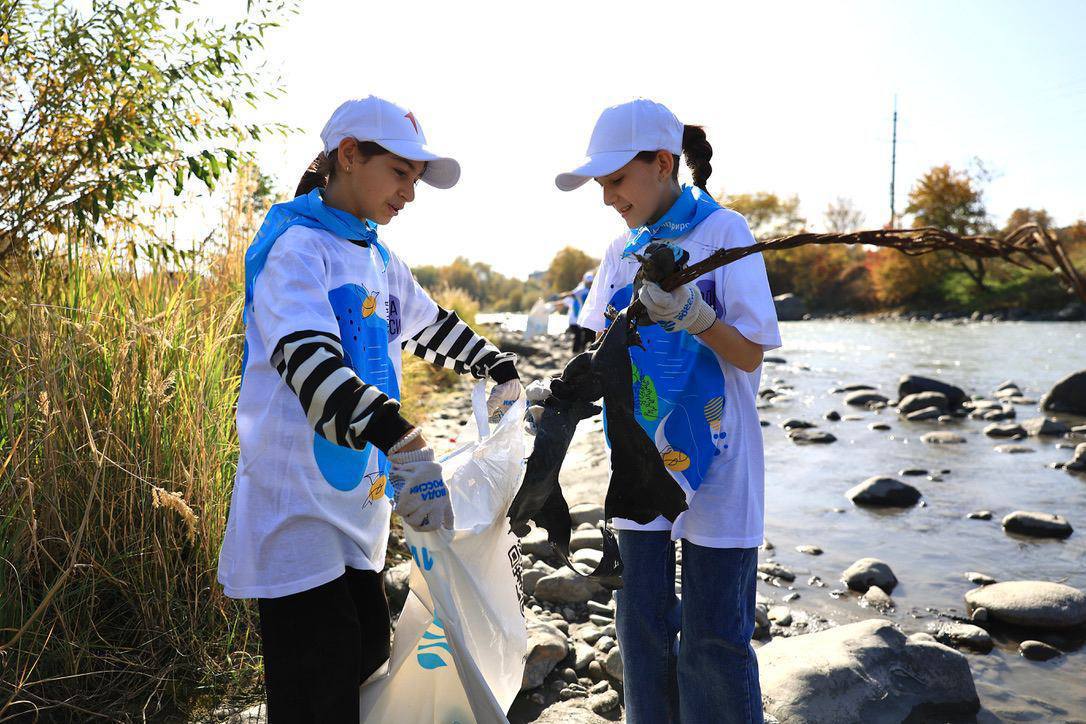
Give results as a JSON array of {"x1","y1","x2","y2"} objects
[
  {"x1": 621, "y1": 185, "x2": 722, "y2": 259},
  {"x1": 243, "y1": 188, "x2": 390, "y2": 320}
]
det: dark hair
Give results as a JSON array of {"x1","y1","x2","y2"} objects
[
  {"x1": 634, "y1": 124, "x2": 713, "y2": 191},
  {"x1": 294, "y1": 140, "x2": 390, "y2": 197}
]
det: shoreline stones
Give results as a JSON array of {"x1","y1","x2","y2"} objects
[
  {"x1": 898, "y1": 391, "x2": 949, "y2": 416},
  {"x1": 845, "y1": 390, "x2": 890, "y2": 408},
  {"x1": 898, "y1": 374, "x2": 968, "y2": 410},
  {"x1": 788, "y1": 429, "x2": 838, "y2": 444},
  {"x1": 861, "y1": 585, "x2": 894, "y2": 612},
  {"x1": 1019, "y1": 640, "x2": 1062, "y2": 661},
  {"x1": 523, "y1": 611, "x2": 569, "y2": 690},
  {"x1": 964, "y1": 581, "x2": 1086, "y2": 628},
  {"x1": 1040, "y1": 369, "x2": 1086, "y2": 415},
  {"x1": 1021, "y1": 416, "x2": 1071, "y2": 437},
  {"x1": 842, "y1": 558, "x2": 898, "y2": 593},
  {"x1": 758, "y1": 620, "x2": 980, "y2": 723},
  {"x1": 984, "y1": 422, "x2": 1026, "y2": 438},
  {"x1": 930, "y1": 621, "x2": 993, "y2": 653},
  {"x1": 846, "y1": 476, "x2": 921, "y2": 507},
  {"x1": 534, "y1": 567, "x2": 605, "y2": 603},
  {"x1": 1001, "y1": 511, "x2": 1074, "y2": 539}
]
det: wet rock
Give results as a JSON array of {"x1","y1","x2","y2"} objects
[
  {"x1": 764, "y1": 355, "x2": 787, "y2": 364},
  {"x1": 569, "y1": 502, "x2": 605, "y2": 527},
  {"x1": 535, "y1": 567, "x2": 605, "y2": 603},
  {"x1": 868, "y1": 422, "x2": 892, "y2": 431},
  {"x1": 759, "y1": 619, "x2": 979, "y2": 723},
  {"x1": 758, "y1": 562, "x2": 797, "y2": 582},
  {"x1": 931, "y1": 622, "x2": 993, "y2": 653},
  {"x1": 1001, "y1": 511, "x2": 1073, "y2": 539},
  {"x1": 844, "y1": 390, "x2": 890, "y2": 408},
  {"x1": 842, "y1": 558, "x2": 898, "y2": 593},
  {"x1": 967, "y1": 510, "x2": 993, "y2": 520},
  {"x1": 781, "y1": 418, "x2": 817, "y2": 430},
  {"x1": 971, "y1": 607, "x2": 988, "y2": 623},
  {"x1": 898, "y1": 374, "x2": 968, "y2": 410},
  {"x1": 825, "y1": 410, "x2": 842, "y2": 421},
  {"x1": 523, "y1": 611, "x2": 569, "y2": 690},
  {"x1": 905, "y1": 406, "x2": 942, "y2": 421},
  {"x1": 846, "y1": 476, "x2": 921, "y2": 507},
  {"x1": 983, "y1": 422, "x2": 1026, "y2": 438},
  {"x1": 994, "y1": 444, "x2": 1035, "y2": 454},
  {"x1": 788, "y1": 429, "x2": 837, "y2": 444},
  {"x1": 965, "y1": 581, "x2": 1086, "y2": 628},
  {"x1": 965, "y1": 571, "x2": 996, "y2": 585},
  {"x1": 796, "y1": 545, "x2": 823, "y2": 555},
  {"x1": 834, "y1": 383, "x2": 877, "y2": 393},
  {"x1": 1019, "y1": 640, "x2": 1062, "y2": 661},
  {"x1": 1040, "y1": 370, "x2": 1086, "y2": 416},
  {"x1": 754, "y1": 606, "x2": 771, "y2": 639},
  {"x1": 921, "y1": 431, "x2": 966, "y2": 444},
  {"x1": 861, "y1": 585, "x2": 894, "y2": 612},
  {"x1": 899, "y1": 468, "x2": 928, "y2": 476},
  {"x1": 569, "y1": 528, "x2": 604, "y2": 552},
  {"x1": 1021, "y1": 416, "x2": 1071, "y2": 437},
  {"x1": 898, "y1": 391, "x2": 949, "y2": 415}
]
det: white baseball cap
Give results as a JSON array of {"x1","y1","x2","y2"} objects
[
  {"x1": 320, "y1": 95, "x2": 461, "y2": 189},
  {"x1": 583, "y1": 271, "x2": 595, "y2": 283},
  {"x1": 555, "y1": 99, "x2": 683, "y2": 192}
]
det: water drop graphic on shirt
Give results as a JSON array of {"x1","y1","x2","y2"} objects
[{"x1": 312, "y1": 283, "x2": 398, "y2": 491}]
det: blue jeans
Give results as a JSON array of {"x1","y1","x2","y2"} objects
[{"x1": 614, "y1": 530, "x2": 762, "y2": 724}]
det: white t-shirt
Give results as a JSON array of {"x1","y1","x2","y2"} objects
[
  {"x1": 217, "y1": 226, "x2": 438, "y2": 599},
  {"x1": 579, "y1": 207, "x2": 781, "y2": 549}
]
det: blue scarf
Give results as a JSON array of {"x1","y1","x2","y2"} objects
[
  {"x1": 621, "y1": 185, "x2": 722, "y2": 259},
  {"x1": 243, "y1": 188, "x2": 390, "y2": 320}
]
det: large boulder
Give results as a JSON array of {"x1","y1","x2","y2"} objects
[
  {"x1": 898, "y1": 374, "x2": 968, "y2": 410},
  {"x1": 964, "y1": 581, "x2": 1086, "y2": 629},
  {"x1": 774, "y1": 293, "x2": 808, "y2": 321},
  {"x1": 846, "y1": 476, "x2": 921, "y2": 507},
  {"x1": 759, "y1": 620, "x2": 979, "y2": 723},
  {"x1": 522, "y1": 611, "x2": 569, "y2": 690},
  {"x1": 1041, "y1": 370, "x2": 1086, "y2": 416}
]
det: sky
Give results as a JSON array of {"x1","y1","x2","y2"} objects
[{"x1": 218, "y1": 0, "x2": 1086, "y2": 278}]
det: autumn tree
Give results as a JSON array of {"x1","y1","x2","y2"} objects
[
  {"x1": 1001, "y1": 207, "x2": 1054, "y2": 235},
  {"x1": 547, "y1": 246, "x2": 598, "y2": 292},
  {"x1": 0, "y1": 0, "x2": 291, "y2": 260},
  {"x1": 720, "y1": 192, "x2": 806, "y2": 239},
  {"x1": 905, "y1": 163, "x2": 993, "y2": 291}
]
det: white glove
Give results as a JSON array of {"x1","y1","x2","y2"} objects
[
  {"x1": 637, "y1": 281, "x2": 717, "y2": 335},
  {"x1": 486, "y1": 379, "x2": 522, "y2": 419},
  {"x1": 388, "y1": 447, "x2": 453, "y2": 532}
]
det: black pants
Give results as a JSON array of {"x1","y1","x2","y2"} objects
[{"x1": 257, "y1": 568, "x2": 391, "y2": 724}]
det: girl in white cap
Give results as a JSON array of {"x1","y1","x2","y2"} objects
[
  {"x1": 556, "y1": 99, "x2": 781, "y2": 724},
  {"x1": 217, "y1": 95, "x2": 521, "y2": 722}
]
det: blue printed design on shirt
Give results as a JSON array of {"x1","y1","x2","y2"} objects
[
  {"x1": 416, "y1": 614, "x2": 450, "y2": 670},
  {"x1": 311, "y1": 283, "x2": 398, "y2": 491},
  {"x1": 604, "y1": 283, "x2": 728, "y2": 493}
]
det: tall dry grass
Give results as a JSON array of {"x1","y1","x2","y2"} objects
[{"x1": 1, "y1": 173, "x2": 266, "y2": 721}]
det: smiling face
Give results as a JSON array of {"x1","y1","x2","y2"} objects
[
  {"x1": 328, "y1": 138, "x2": 426, "y2": 224},
  {"x1": 595, "y1": 150, "x2": 679, "y2": 228}
]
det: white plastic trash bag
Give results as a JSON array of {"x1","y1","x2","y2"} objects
[
  {"x1": 360, "y1": 382, "x2": 528, "y2": 724},
  {"x1": 524, "y1": 298, "x2": 550, "y2": 340}
]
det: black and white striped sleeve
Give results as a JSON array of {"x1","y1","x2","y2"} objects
[
  {"x1": 402, "y1": 307, "x2": 519, "y2": 384},
  {"x1": 271, "y1": 329, "x2": 412, "y2": 453}
]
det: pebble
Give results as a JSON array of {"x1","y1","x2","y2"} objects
[
  {"x1": 604, "y1": 647, "x2": 624, "y2": 679},
  {"x1": 589, "y1": 614, "x2": 612, "y2": 627},
  {"x1": 861, "y1": 585, "x2": 895, "y2": 611},
  {"x1": 783, "y1": 592, "x2": 801, "y2": 602},
  {"x1": 842, "y1": 558, "x2": 898, "y2": 593},
  {"x1": 899, "y1": 468, "x2": 928, "y2": 476},
  {"x1": 586, "y1": 600, "x2": 613, "y2": 616},
  {"x1": 993, "y1": 444, "x2": 1035, "y2": 454},
  {"x1": 967, "y1": 510, "x2": 993, "y2": 520},
  {"x1": 825, "y1": 410, "x2": 842, "y2": 421},
  {"x1": 569, "y1": 528, "x2": 604, "y2": 552},
  {"x1": 931, "y1": 621, "x2": 993, "y2": 653},
  {"x1": 594, "y1": 636, "x2": 615, "y2": 652},
  {"x1": 1020, "y1": 640, "x2": 1062, "y2": 661},
  {"x1": 587, "y1": 661, "x2": 605, "y2": 682},
  {"x1": 758, "y1": 562, "x2": 797, "y2": 582},
  {"x1": 921, "y1": 431, "x2": 967, "y2": 444},
  {"x1": 788, "y1": 429, "x2": 838, "y2": 444},
  {"x1": 796, "y1": 545, "x2": 823, "y2": 555},
  {"x1": 971, "y1": 607, "x2": 989, "y2": 623},
  {"x1": 590, "y1": 680, "x2": 610, "y2": 694},
  {"x1": 1001, "y1": 511, "x2": 1074, "y2": 539},
  {"x1": 589, "y1": 689, "x2": 621, "y2": 714},
  {"x1": 869, "y1": 422, "x2": 892, "y2": 431}
]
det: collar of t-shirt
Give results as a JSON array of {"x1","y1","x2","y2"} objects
[
  {"x1": 243, "y1": 188, "x2": 391, "y2": 317},
  {"x1": 621, "y1": 185, "x2": 722, "y2": 259}
]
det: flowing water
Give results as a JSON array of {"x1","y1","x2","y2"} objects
[{"x1": 482, "y1": 313, "x2": 1086, "y2": 722}]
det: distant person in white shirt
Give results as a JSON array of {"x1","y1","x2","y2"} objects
[
  {"x1": 217, "y1": 96, "x2": 521, "y2": 723},
  {"x1": 557, "y1": 270, "x2": 595, "y2": 353},
  {"x1": 555, "y1": 99, "x2": 781, "y2": 724}
]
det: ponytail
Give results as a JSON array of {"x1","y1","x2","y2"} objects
[
  {"x1": 293, "y1": 141, "x2": 392, "y2": 198},
  {"x1": 294, "y1": 152, "x2": 333, "y2": 198},
  {"x1": 634, "y1": 124, "x2": 714, "y2": 191},
  {"x1": 681, "y1": 124, "x2": 713, "y2": 191}
]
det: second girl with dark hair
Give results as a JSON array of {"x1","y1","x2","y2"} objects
[{"x1": 557, "y1": 99, "x2": 781, "y2": 723}]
